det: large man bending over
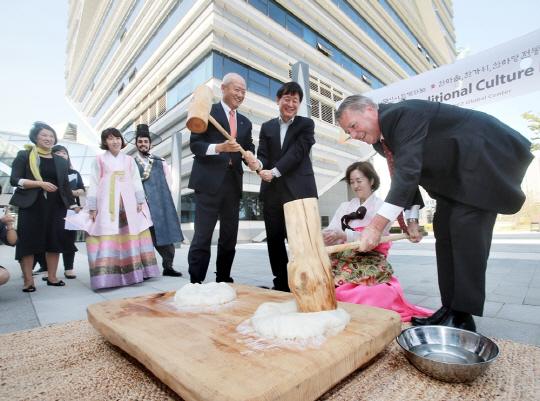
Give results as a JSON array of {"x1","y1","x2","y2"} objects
[{"x1": 337, "y1": 95, "x2": 533, "y2": 332}]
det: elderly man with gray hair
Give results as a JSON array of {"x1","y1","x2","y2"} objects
[
  {"x1": 337, "y1": 95, "x2": 533, "y2": 332},
  {"x1": 187, "y1": 73, "x2": 257, "y2": 284}
]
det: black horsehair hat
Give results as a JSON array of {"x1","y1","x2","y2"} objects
[{"x1": 124, "y1": 124, "x2": 163, "y2": 146}]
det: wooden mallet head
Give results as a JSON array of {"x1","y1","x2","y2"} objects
[{"x1": 186, "y1": 84, "x2": 214, "y2": 134}]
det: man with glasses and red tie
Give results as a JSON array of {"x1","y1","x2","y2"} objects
[{"x1": 188, "y1": 73, "x2": 256, "y2": 284}]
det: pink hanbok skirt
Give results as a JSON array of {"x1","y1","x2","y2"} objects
[
  {"x1": 335, "y1": 277, "x2": 433, "y2": 322},
  {"x1": 86, "y1": 209, "x2": 159, "y2": 290}
]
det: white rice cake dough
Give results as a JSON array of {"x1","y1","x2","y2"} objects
[
  {"x1": 251, "y1": 301, "x2": 351, "y2": 340},
  {"x1": 174, "y1": 282, "x2": 236, "y2": 306}
]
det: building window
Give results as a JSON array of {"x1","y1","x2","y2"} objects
[
  {"x1": 246, "y1": 0, "x2": 386, "y2": 88},
  {"x1": 128, "y1": 67, "x2": 137, "y2": 82},
  {"x1": 249, "y1": 0, "x2": 268, "y2": 14},
  {"x1": 166, "y1": 51, "x2": 286, "y2": 113},
  {"x1": 181, "y1": 193, "x2": 196, "y2": 223},
  {"x1": 321, "y1": 216, "x2": 329, "y2": 228},
  {"x1": 330, "y1": 0, "x2": 421, "y2": 76},
  {"x1": 239, "y1": 192, "x2": 264, "y2": 221}
]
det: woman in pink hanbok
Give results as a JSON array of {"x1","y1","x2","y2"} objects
[
  {"x1": 323, "y1": 161, "x2": 431, "y2": 322},
  {"x1": 67, "y1": 128, "x2": 159, "y2": 290}
]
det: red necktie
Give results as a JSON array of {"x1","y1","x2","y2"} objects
[
  {"x1": 229, "y1": 110, "x2": 237, "y2": 139},
  {"x1": 229, "y1": 110, "x2": 237, "y2": 165},
  {"x1": 380, "y1": 139, "x2": 409, "y2": 234}
]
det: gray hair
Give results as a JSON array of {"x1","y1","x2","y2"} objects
[
  {"x1": 222, "y1": 72, "x2": 244, "y2": 87},
  {"x1": 336, "y1": 95, "x2": 379, "y2": 121}
]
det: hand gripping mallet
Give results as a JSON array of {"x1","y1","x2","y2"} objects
[
  {"x1": 186, "y1": 84, "x2": 261, "y2": 173},
  {"x1": 324, "y1": 231, "x2": 428, "y2": 254}
]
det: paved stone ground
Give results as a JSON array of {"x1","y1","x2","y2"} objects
[{"x1": 1, "y1": 232, "x2": 539, "y2": 345}]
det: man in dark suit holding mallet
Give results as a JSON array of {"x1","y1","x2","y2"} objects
[
  {"x1": 188, "y1": 73, "x2": 256, "y2": 284},
  {"x1": 337, "y1": 95, "x2": 533, "y2": 331},
  {"x1": 255, "y1": 82, "x2": 318, "y2": 292}
]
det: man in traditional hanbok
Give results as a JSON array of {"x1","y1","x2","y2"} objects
[{"x1": 131, "y1": 124, "x2": 184, "y2": 277}]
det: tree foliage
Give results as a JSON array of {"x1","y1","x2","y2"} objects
[{"x1": 522, "y1": 111, "x2": 540, "y2": 151}]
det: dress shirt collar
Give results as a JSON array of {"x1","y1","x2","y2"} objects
[
  {"x1": 278, "y1": 115, "x2": 295, "y2": 127},
  {"x1": 221, "y1": 101, "x2": 236, "y2": 119}
]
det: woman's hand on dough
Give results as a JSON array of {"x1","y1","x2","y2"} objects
[{"x1": 322, "y1": 229, "x2": 338, "y2": 246}]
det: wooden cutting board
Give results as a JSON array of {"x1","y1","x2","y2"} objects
[{"x1": 87, "y1": 284, "x2": 401, "y2": 401}]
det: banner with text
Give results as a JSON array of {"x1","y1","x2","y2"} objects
[{"x1": 367, "y1": 29, "x2": 540, "y2": 109}]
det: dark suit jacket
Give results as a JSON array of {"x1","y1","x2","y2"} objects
[
  {"x1": 9, "y1": 150, "x2": 77, "y2": 209},
  {"x1": 188, "y1": 102, "x2": 254, "y2": 197},
  {"x1": 257, "y1": 115, "x2": 318, "y2": 201},
  {"x1": 373, "y1": 100, "x2": 533, "y2": 214}
]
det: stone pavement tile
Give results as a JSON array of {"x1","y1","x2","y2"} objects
[
  {"x1": 33, "y1": 294, "x2": 107, "y2": 326},
  {"x1": 486, "y1": 267, "x2": 514, "y2": 274},
  {"x1": 502, "y1": 275, "x2": 536, "y2": 284},
  {"x1": 400, "y1": 283, "x2": 440, "y2": 297},
  {"x1": 529, "y1": 278, "x2": 540, "y2": 289},
  {"x1": 395, "y1": 275, "x2": 433, "y2": 290},
  {"x1": 0, "y1": 318, "x2": 40, "y2": 335},
  {"x1": 486, "y1": 272, "x2": 506, "y2": 281},
  {"x1": 492, "y1": 285, "x2": 529, "y2": 297},
  {"x1": 416, "y1": 296, "x2": 442, "y2": 310},
  {"x1": 146, "y1": 279, "x2": 190, "y2": 293},
  {"x1": 0, "y1": 303, "x2": 39, "y2": 326},
  {"x1": 524, "y1": 293, "x2": 540, "y2": 306},
  {"x1": 496, "y1": 304, "x2": 540, "y2": 325},
  {"x1": 482, "y1": 301, "x2": 504, "y2": 318},
  {"x1": 486, "y1": 293, "x2": 524, "y2": 304},
  {"x1": 401, "y1": 293, "x2": 429, "y2": 306},
  {"x1": 475, "y1": 316, "x2": 540, "y2": 346},
  {"x1": 98, "y1": 285, "x2": 168, "y2": 301}
]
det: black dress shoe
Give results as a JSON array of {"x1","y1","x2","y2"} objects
[
  {"x1": 216, "y1": 277, "x2": 234, "y2": 283},
  {"x1": 411, "y1": 306, "x2": 450, "y2": 326},
  {"x1": 440, "y1": 310, "x2": 476, "y2": 332},
  {"x1": 163, "y1": 268, "x2": 182, "y2": 277}
]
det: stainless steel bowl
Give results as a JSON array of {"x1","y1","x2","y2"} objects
[{"x1": 397, "y1": 326, "x2": 500, "y2": 382}]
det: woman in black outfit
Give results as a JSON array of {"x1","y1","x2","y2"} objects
[
  {"x1": 51, "y1": 144, "x2": 85, "y2": 279},
  {"x1": 9, "y1": 122, "x2": 80, "y2": 292}
]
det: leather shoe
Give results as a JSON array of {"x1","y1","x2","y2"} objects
[
  {"x1": 440, "y1": 310, "x2": 476, "y2": 332},
  {"x1": 163, "y1": 268, "x2": 182, "y2": 277},
  {"x1": 411, "y1": 306, "x2": 450, "y2": 326},
  {"x1": 216, "y1": 277, "x2": 234, "y2": 283}
]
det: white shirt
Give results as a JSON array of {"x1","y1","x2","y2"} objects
[
  {"x1": 376, "y1": 135, "x2": 420, "y2": 221},
  {"x1": 206, "y1": 101, "x2": 238, "y2": 155},
  {"x1": 267, "y1": 116, "x2": 295, "y2": 177},
  {"x1": 325, "y1": 193, "x2": 393, "y2": 244}
]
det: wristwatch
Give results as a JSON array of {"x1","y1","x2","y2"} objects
[{"x1": 406, "y1": 218, "x2": 419, "y2": 224}]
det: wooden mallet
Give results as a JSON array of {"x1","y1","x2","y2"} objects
[
  {"x1": 284, "y1": 198, "x2": 428, "y2": 313},
  {"x1": 186, "y1": 84, "x2": 261, "y2": 172}
]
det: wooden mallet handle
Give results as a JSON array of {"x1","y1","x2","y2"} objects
[
  {"x1": 207, "y1": 115, "x2": 261, "y2": 173},
  {"x1": 325, "y1": 231, "x2": 428, "y2": 254},
  {"x1": 186, "y1": 84, "x2": 260, "y2": 172}
]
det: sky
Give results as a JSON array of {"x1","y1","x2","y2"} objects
[
  {"x1": 452, "y1": 0, "x2": 540, "y2": 140},
  {"x1": 0, "y1": 0, "x2": 539, "y2": 139}
]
